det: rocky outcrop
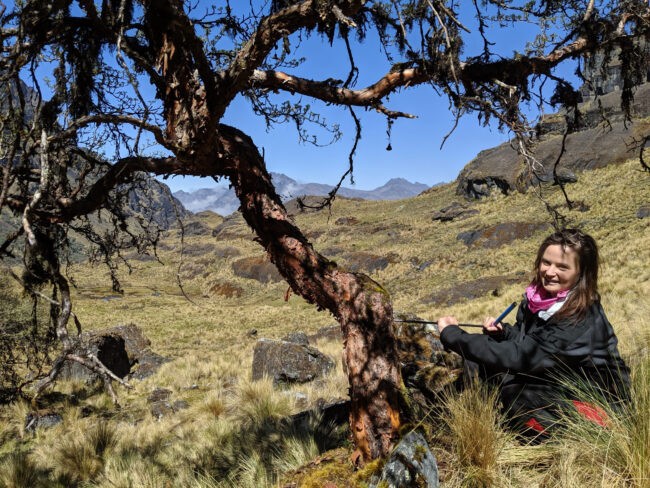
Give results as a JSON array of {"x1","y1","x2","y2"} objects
[
  {"x1": 251, "y1": 339, "x2": 335, "y2": 386},
  {"x1": 431, "y1": 202, "x2": 479, "y2": 222},
  {"x1": 420, "y1": 272, "x2": 528, "y2": 306},
  {"x1": 61, "y1": 324, "x2": 169, "y2": 382},
  {"x1": 457, "y1": 222, "x2": 550, "y2": 248},
  {"x1": 457, "y1": 83, "x2": 650, "y2": 199}
]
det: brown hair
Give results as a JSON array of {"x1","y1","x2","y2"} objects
[{"x1": 531, "y1": 228, "x2": 600, "y2": 322}]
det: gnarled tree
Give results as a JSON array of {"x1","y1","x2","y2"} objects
[{"x1": 1, "y1": 0, "x2": 648, "y2": 462}]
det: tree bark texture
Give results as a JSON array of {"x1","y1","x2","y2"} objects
[{"x1": 218, "y1": 125, "x2": 402, "y2": 462}]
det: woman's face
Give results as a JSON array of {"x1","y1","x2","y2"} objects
[{"x1": 539, "y1": 244, "x2": 580, "y2": 295}]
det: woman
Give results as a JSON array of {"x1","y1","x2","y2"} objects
[{"x1": 438, "y1": 228, "x2": 630, "y2": 438}]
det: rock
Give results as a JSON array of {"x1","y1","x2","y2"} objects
[
  {"x1": 637, "y1": 204, "x2": 650, "y2": 219},
  {"x1": 231, "y1": 256, "x2": 283, "y2": 283},
  {"x1": 392, "y1": 316, "x2": 464, "y2": 397},
  {"x1": 420, "y1": 272, "x2": 527, "y2": 306},
  {"x1": 343, "y1": 251, "x2": 398, "y2": 274},
  {"x1": 334, "y1": 216, "x2": 359, "y2": 225},
  {"x1": 456, "y1": 84, "x2": 650, "y2": 199},
  {"x1": 178, "y1": 220, "x2": 210, "y2": 236},
  {"x1": 130, "y1": 352, "x2": 170, "y2": 381},
  {"x1": 532, "y1": 168, "x2": 578, "y2": 185},
  {"x1": 370, "y1": 431, "x2": 439, "y2": 488},
  {"x1": 25, "y1": 410, "x2": 63, "y2": 433},
  {"x1": 282, "y1": 332, "x2": 310, "y2": 346},
  {"x1": 457, "y1": 222, "x2": 550, "y2": 248},
  {"x1": 431, "y1": 202, "x2": 480, "y2": 222},
  {"x1": 148, "y1": 388, "x2": 187, "y2": 419},
  {"x1": 252, "y1": 339, "x2": 335, "y2": 386},
  {"x1": 307, "y1": 325, "x2": 342, "y2": 343},
  {"x1": 61, "y1": 324, "x2": 170, "y2": 382},
  {"x1": 61, "y1": 333, "x2": 131, "y2": 382}
]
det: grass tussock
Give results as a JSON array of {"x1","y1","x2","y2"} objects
[
  {"x1": 438, "y1": 381, "x2": 514, "y2": 488},
  {"x1": 544, "y1": 347, "x2": 650, "y2": 487}
]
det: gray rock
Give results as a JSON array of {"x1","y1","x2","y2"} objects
[
  {"x1": 306, "y1": 325, "x2": 342, "y2": 343},
  {"x1": 60, "y1": 324, "x2": 169, "y2": 382},
  {"x1": 130, "y1": 352, "x2": 170, "y2": 380},
  {"x1": 61, "y1": 334, "x2": 131, "y2": 382},
  {"x1": 25, "y1": 410, "x2": 63, "y2": 433},
  {"x1": 637, "y1": 204, "x2": 650, "y2": 219},
  {"x1": 282, "y1": 331, "x2": 310, "y2": 346},
  {"x1": 457, "y1": 222, "x2": 550, "y2": 248},
  {"x1": 252, "y1": 339, "x2": 335, "y2": 386},
  {"x1": 431, "y1": 202, "x2": 480, "y2": 222},
  {"x1": 456, "y1": 83, "x2": 650, "y2": 199},
  {"x1": 370, "y1": 431, "x2": 439, "y2": 488},
  {"x1": 148, "y1": 388, "x2": 187, "y2": 419}
]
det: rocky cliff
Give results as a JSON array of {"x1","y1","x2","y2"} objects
[{"x1": 456, "y1": 83, "x2": 650, "y2": 199}]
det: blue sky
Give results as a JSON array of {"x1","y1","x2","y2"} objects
[
  {"x1": 10, "y1": 1, "x2": 574, "y2": 194},
  {"x1": 165, "y1": 3, "x2": 574, "y2": 194}
]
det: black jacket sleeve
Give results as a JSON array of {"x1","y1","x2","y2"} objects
[{"x1": 440, "y1": 304, "x2": 594, "y2": 374}]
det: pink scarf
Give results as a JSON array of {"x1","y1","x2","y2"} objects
[{"x1": 525, "y1": 283, "x2": 570, "y2": 314}]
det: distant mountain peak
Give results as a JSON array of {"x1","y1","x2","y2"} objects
[{"x1": 174, "y1": 173, "x2": 432, "y2": 215}]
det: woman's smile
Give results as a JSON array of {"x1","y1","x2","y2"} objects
[{"x1": 539, "y1": 244, "x2": 580, "y2": 295}]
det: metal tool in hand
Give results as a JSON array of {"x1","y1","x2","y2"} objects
[{"x1": 394, "y1": 301, "x2": 517, "y2": 329}]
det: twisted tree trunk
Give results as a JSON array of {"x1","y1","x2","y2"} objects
[{"x1": 219, "y1": 125, "x2": 403, "y2": 462}]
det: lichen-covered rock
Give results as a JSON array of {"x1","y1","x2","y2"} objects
[
  {"x1": 252, "y1": 339, "x2": 334, "y2": 386},
  {"x1": 637, "y1": 204, "x2": 650, "y2": 219},
  {"x1": 282, "y1": 331, "x2": 310, "y2": 346},
  {"x1": 392, "y1": 316, "x2": 463, "y2": 396},
  {"x1": 25, "y1": 410, "x2": 63, "y2": 433},
  {"x1": 370, "y1": 431, "x2": 439, "y2": 488}
]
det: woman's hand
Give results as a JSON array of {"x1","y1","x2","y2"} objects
[
  {"x1": 437, "y1": 316, "x2": 458, "y2": 333},
  {"x1": 483, "y1": 316, "x2": 503, "y2": 335}
]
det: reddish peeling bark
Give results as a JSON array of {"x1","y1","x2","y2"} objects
[{"x1": 218, "y1": 125, "x2": 402, "y2": 462}]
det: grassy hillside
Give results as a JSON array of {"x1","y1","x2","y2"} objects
[{"x1": 1, "y1": 158, "x2": 648, "y2": 487}]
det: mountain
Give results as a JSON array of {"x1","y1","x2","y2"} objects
[{"x1": 174, "y1": 173, "x2": 430, "y2": 215}]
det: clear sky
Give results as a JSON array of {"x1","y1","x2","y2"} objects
[{"x1": 163, "y1": 3, "x2": 568, "y2": 194}]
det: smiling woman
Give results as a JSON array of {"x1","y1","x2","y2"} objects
[{"x1": 437, "y1": 229, "x2": 630, "y2": 440}]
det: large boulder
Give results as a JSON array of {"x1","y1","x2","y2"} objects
[
  {"x1": 251, "y1": 338, "x2": 335, "y2": 386},
  {"x1": 61, "y1": 324, "x2": 169, "y2": 382}
]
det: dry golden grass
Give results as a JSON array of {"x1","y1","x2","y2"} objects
[{"x1": 0, "y1": 158, "x2": 648, "y2": 486}]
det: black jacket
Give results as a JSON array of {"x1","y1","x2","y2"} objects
[{"x1": 440, "y1": 300, "x2": 630, "y2": 431}]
